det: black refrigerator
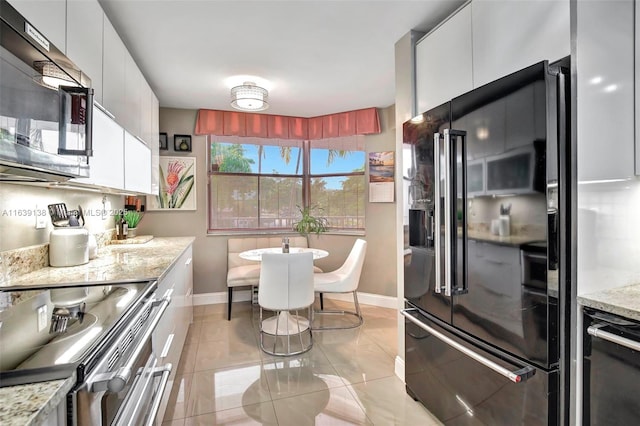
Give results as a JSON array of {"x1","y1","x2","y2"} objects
[{"x1": 402, "y1": 59, "x2": 569, "y2": 424}]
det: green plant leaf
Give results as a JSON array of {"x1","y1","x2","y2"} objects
[{"x1": 173, "y1": 175, "x2": 195, "y2": 208}]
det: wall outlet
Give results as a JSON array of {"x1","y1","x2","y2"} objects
[
  {"x1": 35, "y1": 204, "x2": 47, "y2": 229},
  {"x1": 37, "y1": 305, "x2": 48, "y2": 332}
]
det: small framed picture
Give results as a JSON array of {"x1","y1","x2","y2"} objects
[
  {"x1": 159, "y1": 133, "x2": 168, "y2": 150},
  {"x1": 174, "y1": 134, "x2": 192, "y2": 152}
]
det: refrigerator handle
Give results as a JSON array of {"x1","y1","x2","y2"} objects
[
  {"x1": 587, "y1": 324, "x2": 640, "y2": 352},
  {"x1": 443, "y1": 130, "x2": 453, "y2": 297},
  {"x1": 434, "y1": 132, "x2": 442, "y2": 294},
  {"x1": 401, "y1": 309, "x2": 536, "y2": 383}
]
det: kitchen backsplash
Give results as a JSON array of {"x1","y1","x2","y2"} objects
[{"x1": 0, "y1": 183, "x2": 122, "y2": 252}]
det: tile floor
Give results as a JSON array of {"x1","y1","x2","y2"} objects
[{"x1": 161, "y1": 299, "x2": 441, "y2": 425}]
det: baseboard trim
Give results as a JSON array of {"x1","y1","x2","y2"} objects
[
  {"x1": 193, "y1": 290, "x2": 398, "y2": 309},
  {"x1": 395, "y1": 355, "x2": 405, "y2": 382},
  {"x1": 193, "y1": 290, "x2": 252, "y2": 306}
]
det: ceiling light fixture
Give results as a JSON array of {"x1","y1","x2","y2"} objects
[{"x1": 230, "y1": 81, "x2": 269, "y2": 111}]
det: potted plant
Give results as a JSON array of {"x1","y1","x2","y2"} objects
[
  {"x1": 123, "y1": 210, "x2": 142, "y2": 238},
  {"x1": 293, "y1": 205, "x2": 328, "y2": 237}
]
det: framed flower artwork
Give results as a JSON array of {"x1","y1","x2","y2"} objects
[{"x1": 146, "y1": 156, "x2": 196, "y2": 210}]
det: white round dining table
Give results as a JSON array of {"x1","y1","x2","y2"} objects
[{"x1": 239, "y1": 247, "x2": 329, "y2": 261}]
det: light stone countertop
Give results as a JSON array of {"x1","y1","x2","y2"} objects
[
  {"x1": 0, "y1": 236, "x2": 195, "y2": 425},
  {"x1": 4, "y1": 236, "x2": 195, "y2": 289},
  {"x1": 578, "y1": 283, "x2": 640, "y2": 321},
  {"x1": 0, "y1": 373, "x2": 75, "y2": 426}
]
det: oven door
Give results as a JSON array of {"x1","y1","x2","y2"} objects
[{"x1": 71, "y1": 290, "x2": 172, "y2": 426}]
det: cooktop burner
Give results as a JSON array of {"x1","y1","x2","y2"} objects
[{"x1": 0, "y1": 281, "x2": 155, "y2": 386}]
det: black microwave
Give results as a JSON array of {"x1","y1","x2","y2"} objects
[{"x1": 0, "y1": 0, "x2": 93, "y2": 181}]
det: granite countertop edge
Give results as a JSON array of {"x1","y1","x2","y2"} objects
[
  {"x1": 0, "y1": 236, "x2": 195, "y2": 424},
  {"x1": 3, "y1": 236, "x2": 195, "y2": 290},
  {"x1": 578, "y1": 283, "x2": 640, "y2": 321},
  {"x1": 0, "y1": 373, "x2": 76, "y2": 426}
]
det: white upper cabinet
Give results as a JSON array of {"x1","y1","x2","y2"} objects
[
  {"x1": 124, "y1": 51, "x2": 143, "y2": 139},
  {"x1": 415, "y1": 3, "x2": 473, "y2": 113},
  {"x1": 66, "y1": 0, "x2": 103, "y2": 104},
  {"x1": 471, "y1": 0, "x2": 569, "y2": 88},
  {"x1": 634, "y1": 0, "x2": 640, "y2": 175},
  {"x1": 140, "y1": 78, "x2": 153, "y2": 145},
  {"x1": 150, "y1": 94, "x2": 160, "y2": 195},
  {"x1": 124, "y1": 131, "x2": 152, "y2": 194},
  {"x1": 102, "y1": 15, "x2": 126, "y2": 122},
  {"x1": 7, "y1": 0, "x2": 66, "y2": 52},
  {"x1": 72, "y1": 105, "x2": 124, "y2": 189},
  {"x1": 576, "y1": 0, "x2": 635, "y2": 181}
]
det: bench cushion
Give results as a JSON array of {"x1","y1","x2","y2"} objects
[{"x1": 227, "y1": 264, "x2": 262, "y2": 287}]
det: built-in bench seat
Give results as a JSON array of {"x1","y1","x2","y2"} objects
[{"x1": 227, "y1": 236, "x2": 321, "y2": 320}]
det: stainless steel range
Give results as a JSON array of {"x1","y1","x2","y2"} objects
[{"x1": 0, "y1": 280, "x2": 172, "y2": 425}]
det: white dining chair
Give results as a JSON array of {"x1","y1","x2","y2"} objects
[
  {"x1": 313, "y1": 238, "x2": 367, "y2": 330},
  {"x1": 258, "y1": 252, "x2": 315, "y2": 356}
]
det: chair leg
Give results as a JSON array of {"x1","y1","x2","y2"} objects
[
  {"x1": 227, "y1": 287, "x2": 233, "y2": 321},
  {"x1": 320, "y1": 293, "x2": 324, "y2": 310},
  {"x1": 311, "y1": 291, "x2": 364, "y2": 330}
]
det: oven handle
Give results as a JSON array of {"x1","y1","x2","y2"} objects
[
  {"x1": 143, "y1": 364, "x2": 173, "y2": 426},
  {"x1": 587, "y1": 324, "x2": 640, "y2": 352},
  {"x1": 108, "y1": 294, "x2": 171, "y2": 392},
  {"x1": 112, "y1": 363, "x2": 172, "y2": 426},
  {"x1": 401, "y1": 309, "x2": 535, "y2": 383}
]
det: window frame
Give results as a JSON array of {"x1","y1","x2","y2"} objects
[{"x1": 207, "y1": 137, "x2": 365, "y2": 233}]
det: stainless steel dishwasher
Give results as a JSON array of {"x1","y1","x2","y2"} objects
[{"x1": 583, "y1": 308, "x2": 640, "y2": 424}]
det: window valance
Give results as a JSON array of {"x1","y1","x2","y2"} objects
[{"x1": 194, "y1": 107, "x2": 380, "y2": 140}]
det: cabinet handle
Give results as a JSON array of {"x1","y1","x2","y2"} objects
[
  {"x1": 185, "y1": 257, "x2": 192, "y2": 266},
  {"x1": 93, "y1": 101, "x2": 115, "y2": 119},
  {"x1": 160, "y1": 333, "x2": 175, "y2": 358}
]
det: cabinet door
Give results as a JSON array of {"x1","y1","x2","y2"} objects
[
  {"x1": 102, "y1": 16, "x2": 126, "y2": 123},
  {"x1": 7, "y1": 0, "x2": 66, "y2": 52},
  {"x1": 124, "y1": 131, "x2": 152, "y2": 194},
  {"x1": 577, "y1": 0, "x2": 635, "y2": 181},
  {"x1": 72, "y1": 105, "x2": 124, "y2": 189},
  {"x1": 415, "y1": 3, "x2": 472, "y2": 113},
  {"x1": 636, "y1": 0, "x2": 640, "y2": 174},
  {"x1": 472, "y1": 0, "x2": 569, "y2": 88},
  {"x1": 124, "y1": 51, "x2": 142, "y2": 138},
  {"x1": 66, "y1": 0, "x2": 103, "y2": 104},
  {"x1": 140, "y1": 79, "x2": 153, "y2": 145},
  {"x1": 150, "y1": 94, "x2": 160, "y2": 195}
]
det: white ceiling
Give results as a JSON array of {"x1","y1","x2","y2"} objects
[{"x1": 100, "y1": 0, "x2": 464, "y2": 117}]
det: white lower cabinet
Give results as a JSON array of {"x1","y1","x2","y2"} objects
[
  {"x1": 124, "y1": 131, "x2": 152, "y2": 194},
  {"x1": 152, "y1": 245, "x2": 193, "y2": 425}
]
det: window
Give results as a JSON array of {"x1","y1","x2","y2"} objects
[{"x1": 208, "y1": 136, "x2": 365, "y2": 232}]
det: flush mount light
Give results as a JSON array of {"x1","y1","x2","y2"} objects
[{"x1": 230, "y1": 81, "x2": 269, "y2": 111}]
